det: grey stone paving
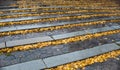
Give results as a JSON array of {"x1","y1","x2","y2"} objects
[
  {"x1": 0, "y1": 42, "x2": 120, "y2": 70},
  {"x1": 0, "y1": 12, "x2": 105, "y2": 22},
  {"x1": 0, "y1": 22, "x2": 119, "y2": 48},
  {"x1": 52, "y1": 25, "x2": 120, "y2": 40},
  {"x1": 0, "y1": 59, "x2": 46, "y2": 70},
  {"x1": 52, "y1": 30, "x2": 85, "y2": 39},
  {"x1": 1, "y1": 33, "x2": 120, "y2": 67},
  {"x1": 4, "y1": 21, "x2": 119, "y2": 42},
  {"x1": 43, "y1": 43, "x2": 120, "y2": 68},
  {"x1": 0, "y1": 16, "x2": 120, "y2": 32},
  {"x1": 68, "y1": 6, "x2": 120, "y2": 10},
  {"x1": 77, "y1": 56, "x2": 120, "y2": 70},
  {"x1": 0, "y1": 12, "x2": 82, "y2": 22},
  {"x1": 0, "y1": 5, "x2": 73, "y2": 11},
  {"x1": 1, "y1": 25, "x2": 119, "y2": 48},
  {"x1": 0, "y1": 8, "x2": 77, "y2": 16},
  {"x1": 0, "y1": 6, "x2": 16, "y2": 8},
  {"x1": 0, "y1": 42, "x2": 5, "y2": 49},
  {"x1": 0, "y1": 1, "x2": 120, "y2": 70},
  {"x1": 0, "y1": 12, "x2": 32, "y2": 16},
  {"x1": 0, "y1": 26, "x2": 17, "y2": 32},
  {"x1": 116, "y1": 41, "x2": 120, "y2": 44},
  {"x1": 0, "y1": 0, "x2": 16, "y2": 7},
  {"x1": 6, "y1": 36, "x2": 53, "y2": 47},
  {"x1": 0, "y1": 6, "x2": 17, "y2": 9}
]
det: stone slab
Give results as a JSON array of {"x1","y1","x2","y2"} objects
[
  {"x1": 1, "y1": 17, "x2": 120, "y2": 32},
  {"x1": 112, "y1": 25, "x2": 120, "y2": 29},
  {"x1": 0, "y1": 7, "x2": 74, "y2": 16},
  {"x1": 0, "y1": 13, "x2": 83, "y2": 22},
  {"x1": 84, "y1": 25, "x2": 118, "y2": 34},
  {"x1": 0, "y1": 26, "x2": 17, "y2": 32},
  {"x1": 0, "y1": 12, "x2": 30, "y2": 16},
  {"x1": 0, "y1": 6, "x2": 17, "y2": 9},
  {"x1": 11, "y1": 18, "x2": 90, "y2": 30},
  {"x1": 6, "y1": 36, "x2": 53, "y2": 47},
  {"x1": 15, "y1": 23, "x2": 57, "y2": 30},
  {"x1": 43, "y1": 43, "x2": 120, "y2": 68},
  {"x1": 52, "y1": 25, "x2": 120, "y2": 40},
  {"x1": 0, "y1": 6, "x2": 72, "y2": 11},
  {"x1": 0, "y1": 12, "x2": 118, "y2": 23},
  {"x1": 0, "y1": 6, "x2": 17, "y2": 8},
  {"x1": 116, "y1": 41, "x2": 120, "y2": 44},
  {"x1": 52, "y1": 31, "x2": 86, "y2": 39},
  {"x1": 0, "y1": 42, "x2": 5, "y2": 49},
  {"x1": 0, "y1": 59, "x2": 46, "y2": 70}
]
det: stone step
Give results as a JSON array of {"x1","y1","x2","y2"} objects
[
  {"x1": 0, "y1": 12, "x2": 32, "y2": 16},
  {"x1": 74, "y1": 7, "x2": 120, "y2": 10},
  {"x1": 0, "y1": 6, "x2": 18, "y2": 9},
  {"x1": 0, "y1": 12, "x2": 108, "y2": 22},
  {"x1": 1, "y1": 42, "x2": 120, "y2": 70},
  {"x1": 0, "y1": 42, "x2": 5, "y2": 49},
  {"x1": 116, "y1": 41, "x2": 120, "y2": 44},
  {"x1": 0, "y1": 59, "x2": 46, "y2": 70},
  {"x1": 0, "y1": 16, "x2": 119, "y2": 32},
  {"x1": 0, "y1": 8, "x2": 119, "y2": 16},
  {"x1": 52, "y1": 25, "x2": 120, "y2": 40},
  {"x1": 0, "y1": 9, "x2": 72, "y2": 16},
  {"x1": 0, "y1": 13, "x2": 83, "y2": 22},
  {"x1": 3, "y1": 25, "x2": 120, "y2": 48},
  {"x1": 43, "y1": 43, "x2": 120, "y2": 68},
  {"x1": 0, "y1": 6, "x2": 72, "y2": 11},
  {"x1": 6, "y1": 36, "x2": 53, "y2": 47},
  {"x1": 0, "y1": 5, "x2": 71, "y2": 8},
  {"x1": 0, "y1": 5, "x2": 119, "y2": 12},
  {"x1": 0, "y1": 8, "x2": 78, "y2": 16}
]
